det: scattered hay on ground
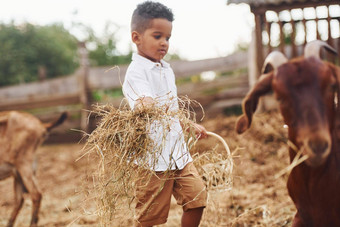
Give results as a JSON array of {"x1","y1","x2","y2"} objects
[{"x1": 0, "y1": 111, "x2": 298, "y2": 226}]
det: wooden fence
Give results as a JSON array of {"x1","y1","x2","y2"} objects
[
  {"x1": 0, "y1": 50, "x2": 248, "y2": 142},
  {"x1": 8, "y1": 37, "x2": 338, "y2": 142}
]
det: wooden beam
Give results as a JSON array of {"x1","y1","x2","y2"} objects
[
  {"x1": 78, "y1": 42, "x2": 90, "y2": 133},
  {"x1": 327, "y1": 6, "x2": 333, "y2": 46},
  {"x1": 87, "y1": 52, "x2": 248, "y2": 90},
  {"x1": 290, "y1": 10, "x2": 297, "y2": 57},
  {"x1": 314, "y1": 7, "x2": 321, "y2": 40},
  {"x1": 0, "y1": 94, "x2": 80, "y2": 111},
  {"x1": 254, "y1": 13, "x2": 264, "y2": 78},
  {"x1": 278, "y1": 16, "x2": 285, "y2": 54},
  {"x1": 171, "y1": 52, "x2": 248, "y2": 78},
  {"x1": 251, "y1": 1, "x2": 340, "y2": 14},
  {"x1": 266, "y1": 16, "x2": 340, "y2": 25},
  {"x1": 302, "y1": 10, "x2": 307, "y2": 45},
  {"x1": 0, "y1": 74, "x2": 80, "y2": 99},
  {"x1": 88, "y1": 65, "x2": 128, "y2": 90},
  {"x1": 264, "y1": 15, "x2": 272, "y2": 56}
]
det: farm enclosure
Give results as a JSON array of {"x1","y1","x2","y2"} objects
[{"x1": 0, "y1": 1, "x2": 339, "y2": 226}]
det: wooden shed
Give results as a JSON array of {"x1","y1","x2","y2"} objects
[{"x1": 227, "y1": 0, "x2": 340, "y2": 84}]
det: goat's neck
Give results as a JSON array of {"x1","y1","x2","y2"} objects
[
  {"x1": 333, "y1": 108, "x2": 340, "y2": 167},
  {"x1": 334, "y1": 97, "x2": 340, "y2": 142},
  {"x1": 330, "y1": 91, "x2": 340, "y2": 168}
]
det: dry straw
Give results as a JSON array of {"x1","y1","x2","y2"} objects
[
  {"x1": 192, "y1": 131, "x2": 233, "y2": 192},
  {"x1": 82, "y1": 96, "x2": 233, "y2": 225},
  {"x1": 274, "y1": 140, "x2": 308, "y2": 179}
]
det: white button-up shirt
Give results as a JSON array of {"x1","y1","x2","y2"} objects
[{"x1": 122, "y1": 53, "x2": 192, "y2": 171}]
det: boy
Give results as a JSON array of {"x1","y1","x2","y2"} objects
[{"x1": 122, "y1": 1, "x2": 208, "y2": 226}]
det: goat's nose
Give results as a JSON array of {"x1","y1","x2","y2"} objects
[{"x1": 308, "y1": 139, "x2": 329, "y2": 155}]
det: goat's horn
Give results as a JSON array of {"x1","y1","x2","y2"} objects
[
  {"x1": 262, "y1": 51, "x2": 288, "y2": 74},
  {"x1": 304, "y1": 40, "x2": 338, "y2": 58}
]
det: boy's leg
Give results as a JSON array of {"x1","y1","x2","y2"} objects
[
  {"x1": 181, "y1": 207, "x2": 204, "y2": 227},
  {"x1": 173, "y1": 162, "x2": 207, "y2": 227},
  {"x1": 134, "y1": 172, "x2": 174, "y2": 227}
]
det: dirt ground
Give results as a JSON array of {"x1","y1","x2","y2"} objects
[{"x1": 0, "y1": 111, "x2": 297, "y2": 227}]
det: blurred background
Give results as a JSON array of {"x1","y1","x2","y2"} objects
[
  {"x1": 0, "y1": 0, "x2": 339, "y2": 142},
  {"x1": 0, "y1": 1, "x2": 340, "y2": 226},
  {"x1": 0, "y1": 0, "x2": 256, "y2": 143}
]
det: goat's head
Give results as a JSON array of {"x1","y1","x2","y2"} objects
[{"x1": 236, "y1": 40, "x2": 339, "y2": 167}]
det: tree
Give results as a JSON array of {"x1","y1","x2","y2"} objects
[
  {"x1": 0, "y1": 23, "x2": 79, "y2": 87},
  {"x1": 73, "y1": 21, "x2": 181, "y2": 67},
  {"x1": 88, "y1": 36, "x2": 132, "y2": 66},
  {"x1": 83, "y1": 22, "x2": 132, "y2": 67}
]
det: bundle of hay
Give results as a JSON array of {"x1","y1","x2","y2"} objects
[{"x1": 82, "y1": 97, "x2": 233, "y2": 224}]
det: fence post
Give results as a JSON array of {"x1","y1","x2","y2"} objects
[
  {"x1": 78, "y1": 42, "x2": 91, "y2": 134},
  {"x1": 248, "y1": 30, "x2": 257, "y2": 89}
]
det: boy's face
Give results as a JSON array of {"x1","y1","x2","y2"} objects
[{"x1": 132, "y1": 18, "x2": 172, "y2": 62}]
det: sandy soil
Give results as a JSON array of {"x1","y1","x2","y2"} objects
[{"x1": 0, "y1": 111, "x2": 296, "y2": 227}]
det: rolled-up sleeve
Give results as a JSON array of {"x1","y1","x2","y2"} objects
[{"x1": 122, "y1": 70, "x2": 153, "y2": 110}]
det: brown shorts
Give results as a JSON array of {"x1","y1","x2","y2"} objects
[{"x1": 134, "y1": 162, "x2": 207, "y2": 226}]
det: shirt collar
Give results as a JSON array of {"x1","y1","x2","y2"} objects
[{"x1": 132, "y1": 53, "x2": 170, "y2": 69}]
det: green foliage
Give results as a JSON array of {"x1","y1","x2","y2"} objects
[
  {"x1": 81, "y1": 22, "x2": 132, "y2": 67},
  {"x1": 88, "y1": 37, "x2": 132, "y2": 66},
  {"x1": 0, "y1": 21, "x2": 182, "y2": 87},
  {"x1": 223, "y1": 105, "x2": 242, "y2": 116},
  {"x1": 0, "y1": 23, "x2": 79, "y2": 87},
  {"x1": 220, "y1": 67, "x2": 248, "y2": 78},
  {"x1": 85, "y1": 22, "x2": 180, "y2": 67},
  {"x1": 92, "y1": 88, "x2": 123, "y2": 102},
  {"x1": 163, "y1": 53, "x2": 181, "y2": 61}
]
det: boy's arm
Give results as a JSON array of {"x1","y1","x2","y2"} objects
[
  {"x1": 136, "y1": 97, "x2": 207, "y2": 139},
  {"x1": 181, "y1": 120, "x2": 208, "y2": 140},
  {"x1": 123, "y1": 69, "x2": 153, "y2": 110}
]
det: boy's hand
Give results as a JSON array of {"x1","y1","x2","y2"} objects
[
  {"x1": 192, "y1": 122, "x2": 208, "y2": 140},
  {"x1": 135, "y1": 96, "x2": 154, "y2": 110}
]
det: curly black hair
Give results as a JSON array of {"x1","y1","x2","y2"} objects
[{"x1": 131, "y1": 1, "x2": 174, "y2": 33}]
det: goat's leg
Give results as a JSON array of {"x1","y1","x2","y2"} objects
[
  {"x1": 7, "y1": 175, "x2": 25, "y2": 227},
  {"x1": 17, "y1": 165, "x2": 42, "y2": 227},
  {"x1": 0, "y1": 163, "x2": 14, "y2": 180},
  {"x1": 29, "y1": 189, "x2": 41, "y2": 227}
]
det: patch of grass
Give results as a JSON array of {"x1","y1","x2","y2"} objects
[
  {"x1": 220, "y1": 68, "x2": 248, "y2": 77},
  {"x1": 223, "y1": 105, "x2": 243, "y2": 116},
  {"x1": 92, "y1": 88, "x2": 123, "y2": 102}
]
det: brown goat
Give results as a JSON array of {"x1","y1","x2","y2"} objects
[
  {"x1": 0, "y1": 111, "x2": 67, "y2": 227},
  {"x1": 236, "y1": 40, "x2": 340, "y2": 226}
]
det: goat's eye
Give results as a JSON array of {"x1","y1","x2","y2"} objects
[
  {"x1": 276, "y1": 96, "x2": 284, "y2": 103},
  {"x1": 330, "y1": 84, "x2": 337, "y2": 92}
]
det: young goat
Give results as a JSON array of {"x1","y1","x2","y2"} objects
[
  {"x1": 0, "y1": 111, "x2": 67, "y2": 227},
  {"x1": 236, "y1": 40, "x2": 340, "y2": 226}
]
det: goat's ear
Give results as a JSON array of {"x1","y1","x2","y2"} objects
[{"x1": 236, "y1": 73, "x2": 274, "y2": 134}]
